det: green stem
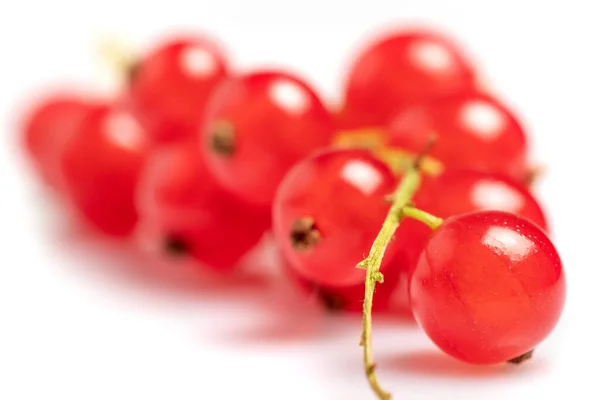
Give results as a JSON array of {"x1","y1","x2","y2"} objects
[
  {"x1": 401, "y1": 206, "x2": 444, "y2": 230},
  {"x1": 357, "y1": 167, "x2": 422, "y2": 400}
]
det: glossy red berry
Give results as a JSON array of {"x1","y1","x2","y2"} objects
[
  {"x1": 128, "y1": 36, "x2": 229, "y2": 144},
  {"x1": 424, "y1": 169, "x2": 547, "y2": 228},
  {"x1": 388, "y1": 91, "x2": 528, "y2": 180},
  {"x1": 60, "y1": 104, "x2": 149, "y2": 237},
  {"x1": 136, "y1": 143, "x2": 269, "y2": 270},
  {"x1": 273, "y1": 148, "x2": 400, "y2": 290},
  {"x1": 410, "y1": 210, "x2": 566, "y2": 364},
  {"x1": 391, "y1": 169, "x2": 549, "y2": 311},
  {"x1": 20, "y1": 93, "x2": 96, "y2": 188},
  {"x1": 202, "y1": 71, "x2": 335, "y2": 206},
  {"x1": 342, "y1": 29, "x2": 477, "y2": 126}
]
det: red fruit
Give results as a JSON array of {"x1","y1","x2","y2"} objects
[
  {"x1": 60, "y1": 104, "x2": 148, "y2": 237},
  {"x1": 272, "y1": 148, "x2": 400, "y2": 289},
  {"x1": 202, "y1": 71, "x2": 335, "y2": 206},
  {"x1": 342, "y1": 29, "x2": 477, "y2": 126},
  {"x1": 417, "y1": 169, "x2": 547, "y2": 230},
  {"x1": 283, "y1": 258, "x2": 399, "y2": 313},
  {"x1": 392, "y1": 169, "x2": 549, "y2": 310},
  {"x1": 128, "y1": 36, "x2": 229, "y2": 144},
  {"x1": 388, "y1": 91, "x2": 528, "y2": 180},
  {"x1": 20, "y1": 93, "x2": 96, "y2": 188},
  {"x1": 410, "y1": 211, "x2": 566, "y2": 364},
  {"x1": 136, "y1": 143, "x2": 269, "y2": 270}
]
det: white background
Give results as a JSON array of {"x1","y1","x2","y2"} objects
[{"x1": 1, "y1": 1, "x2": 599, "y2": 399}]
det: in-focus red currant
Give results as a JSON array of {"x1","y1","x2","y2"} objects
[
  {"x1": 342, "y1": 29, "x2": 477, "y2": 126},
  {"x1": 410, "y1": 210, "x2": 566, "y2": 364},
  {"x1": 272, "y1": 148, "x2": 400, "y2": 299},
  {"x1": 391, "y1": 169, "x2": 549, "y2": 311},
  {"x1": 201, "y1": 71, "x2": 335, "y2": 207},
  {"x1": 20, "y1": 93, "x2": 97, "y2": 188},
  {"x1": 136, "y1": 143, "x2": 270, "y2": 270},
  {"x1": 128, "y1": 36, "x2": 229, "y2": 144},
  {"x1": 60, "y1": 104, "x2": 149, "y2": 237},
  {"x1": 388, "y1": 91, "x2": 528, "y2": 180}
]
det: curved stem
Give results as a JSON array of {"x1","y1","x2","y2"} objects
[
  {"x1": 357, "y1": 167, "x2": 423, "y2": 400},
  {"x1": 97, "y1": 37, "x2": 135, "y2": 83},
  {"x1": 375, "y1": 147, "x2": 444, "y2": 177},
  {"x1": 401, "y1": 206, "x2": 444, "y2": 230},
  {"x1": 333, "y1": 128, "x2": 387, "y2": 149}
]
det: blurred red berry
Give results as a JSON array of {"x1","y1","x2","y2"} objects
[
  {"x1": 201, "y1": 70, "x2": 335, "y2": 207},
  {"x1": 388, "y1": 91, "x2": 529, "y2": 180},
  {"x1": 20, "y1": 93, "x2": 97, "y2": 188},
  {"x1": 136, "y1": 143, "x2": 270, "y2": 270},
  {"x1": 128, "y1": 36, "x2": 229, "y2": 144},
  {"x1": 342, "y1": 29, "x2": 477, "y2": 126},
  {"x1": 60, "y1": 104, "x2": 149, "y2": 237}
]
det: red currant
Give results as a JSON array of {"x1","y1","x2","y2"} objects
[
  {"x1": 60, "y1": 104, "x2": 149, "y2": 237},
  {"x1": 410, "y1": 210, "x2": 566, "y2": 364},
  {"x1": 283, "y1": 258, "x2": 399, "y2": 313},
  {"x1": 388, "y1": 91, "x2": 528, "y2": 180},
  {"x1": 201, "y1": 71, "x2": 335, "y2": 207},
  {"x1": 20, "y1": 93, "x2": 97, "y2": 188},
  {"x1": 272, "y1": 148, "x2": 400, "y2": 289},
  {"x1": 136, "y1": 143, "x2": 270, "y2": 270},
  {"x1": 128, "y1": 36, "x2": 229, "y2": 144},
  {"x1": 392, "y1": 169, "x2": 549, "y2": 311},
  {"x1": 416, "y1": 169, "x2": 548, "y2": 230},
  {"x1": 342, "y1": 29, "x2": 477, "y2": 126}
]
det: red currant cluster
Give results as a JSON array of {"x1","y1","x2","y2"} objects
[{"x1": 19, "y1": 28, "x2": 566, "y2": 399}]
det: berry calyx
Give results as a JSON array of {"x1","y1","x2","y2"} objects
[
  {"x1": 508, "y1": 350, "x2": 534, "y2": 364},
  {"x1": 162, "y1": 233, "x2": 191, "y2": 256},
  {"x1": 289, "y1": 217, "x2": 321, "y2": 251},
  {"x1": 208, "y1": 119, "x2": 236, "y2": 156},
  {"x1": 410, "y1": 210, "x2": 566, "y2": 364}
]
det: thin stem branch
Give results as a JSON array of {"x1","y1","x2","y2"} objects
[
  {"x1": 401, "y1": 206, "x2": 444, "y2": 230},
  {"x1": 357, "y1": 167, "x2": 423, "y2": 400},
  {"x1": 98, "y1": 37, "x2": 135, "y2": 84}
]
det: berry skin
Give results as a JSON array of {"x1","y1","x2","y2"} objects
[
  {"x1": 342, "y1": 29, "x2": 477, "y2": 126},
  {"x1": 415, "y1": 169, "x2": 548, "y2": 230},
  {"x1": 272, "y1": 148, "x2": 400, "y2": 289},
  {"x1": 136, "y1": 143, "x2": 269, "y2": 270},
  {"x1": 283, "y1": 258, "x2": 399, "y2": 313},
  {"x1": 391, "y1": 169, "x2": 549, "y2": 310},
  {"x1": 388, "y1": 91, "x2": 528, "y2": 180},
  {"x1": 128, "y1": 36, "x2": 229, "y2": 144},
  {"x1": 410, "y1": 211, "x2": 566, "y2": 364},
  {"x1": 60, "y1": 104, "x2": 149, "y2": 237},
  {"x1": 202, "y1": 71, "x2": 335, "y2": 207},
  {"x1": 20, "y1": 93, "x2": 96, "y2": 188}
]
